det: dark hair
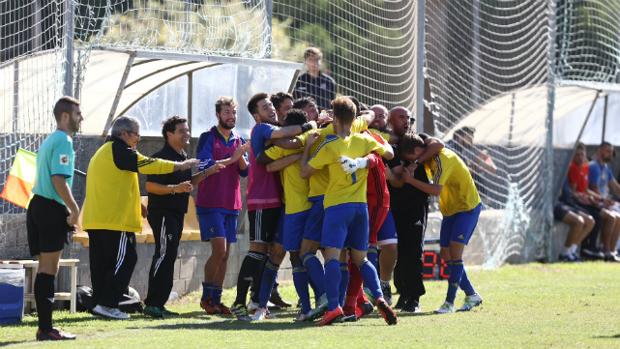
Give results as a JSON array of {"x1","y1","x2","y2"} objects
[
  {"x1": 215, "y1": 96, "x2": 237, "y2": 114},
  {"x1": 162, "y1": 116, "x2": 188, "y2": 141},
  {"x1": 454, "y1": 126, "x2": 475, "y2": 138},
  {"x1": 575, "y1": 142, "x2": 586, "y2": 151},
  {"x1": 600, "y1": 141, "x2": 612, "y2": 149},
  {"x1": 53, "y1": 96, "x2": 80, "y2": 122},
  {"x1": 331, "y1": 97, "x2": 357, "y2": 124},
  {"x1": 293, "y1": 96, "x2": 316, "y2": 110},
  {"x1": 283, "y1": 109, "x2": 308, "y2": 126},
  {"x1": 399, "y1": 132, "x2": 426, "y2": 156},
  {"x1": 247, "y1": 92, "x2": 269, "y2": 115},
  {"x1": 270, "y1": 92, "x2": 293, "y2": 111},
  {"x1": 344, "y1": 96, "x2": 361, "y2": 116},
  {"x1": 304, "y1": 47, "x2": 323, "y2": 60}
]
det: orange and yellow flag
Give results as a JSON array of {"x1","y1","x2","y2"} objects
[{"x1": 0, "y1": 148, "x2": 36, "y2": 208}]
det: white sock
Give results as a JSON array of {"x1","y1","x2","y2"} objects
[
  {"x1": 570, "y1": 244, "x2": 578, "y2": 254},
  {"x1": 563, "y1": 246, "x2": 572, "y2": 255}
]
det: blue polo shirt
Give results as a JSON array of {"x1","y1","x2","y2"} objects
[{"x1": 32, "y1": 130, "x2": 74, "y2": 206}]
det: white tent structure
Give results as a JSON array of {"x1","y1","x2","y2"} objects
[
  {"x1": 443, "y1": 85, "x2": 619, "y2": 148},
  {"x1": 1, "y1": 49, "x2": 302, "y2": 138}
]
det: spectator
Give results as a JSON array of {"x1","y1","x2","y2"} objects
[
  {"x1": 293, "y1": 47, "x2": 337, "y2": 111},
  {"x1": 82, "y1": 116, "x2": 198, "y2": 320},
  {"x1": 588, "y1": 142, "x2": 620, "y2": 262},
  {"x1": 554, "y1": 180, "x2": 594, "y2": 262}
]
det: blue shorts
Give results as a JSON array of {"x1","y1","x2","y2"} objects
[
  {"x1": 283, "y1": 210, "x2": 310, "y2": 251},
  {"x1": 303, "y1": 196, "x2": 324, "y2": 243},
  {"x1": 377, "y1": 211, "x2": 398, "y2": 246},
  {"x1": 321, "y1": 203, "x2": 369, "y2": 251},
  {"x1": 197, "y1": 208, "x2": 239, "y2": 243},
  {"x1": 439, "y1": 203, "x2": 482, "y2": 248}
]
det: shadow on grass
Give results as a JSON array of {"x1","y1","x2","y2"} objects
[
  {"x1": 133, "y1": 318, "x2": 316, "y2": 331},
  {"x1": 593, "y1": 334, "x2": 620, "y2": 339},
  {"x1": 0, "y1": 341, "x2": 34, "y2": 347}
]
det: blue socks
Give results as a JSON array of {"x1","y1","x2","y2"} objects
[
  {"x1": 302, "y1": 253, "x2": 325, "y2": 297},
  {"x1": 292, "y1": 264, "x2": 311, "y2": 313},
  {"x1": 258, "y1": 259, "x2": 279, "y2": 308},
  {"x1": 367, "y1": 246, "x2": 379, "y2": 270},
  {"x1": 359, "y1": 259, "x2": 383, "y2": 300},
  {"x1": 459, "y1": 268, "x2": 476, "y2": 296},
  {"x1": 324, "y1": 259, "x2": 341, "y2": 310},
  {"x1": 201, "y1": 282, "x2": 214, "y2": 301},
  {"x1": 446, "y1": 260, "x2": 464, "y2": 304},
  {"x1": 212, "y1": 286, "x2": 223, "y2": 305},
  {"x1": 339, "y1": 262, "x2": 349, "y2": 306}
]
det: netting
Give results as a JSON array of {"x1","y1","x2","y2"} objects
[
  {"x1": 424, "y1": 1, "x2": 554, "y2": 266},
  {"x1": 0, "y1": 1, "x2": 68, "y2": 256}
]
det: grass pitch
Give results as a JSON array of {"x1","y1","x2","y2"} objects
[{"x1": 2, "y1": 262, "x2": 619, "y2": 348}]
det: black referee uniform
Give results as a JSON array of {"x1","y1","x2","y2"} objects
[
  {"x1": 387, "y1": 141, "x2": 430, "y2": 310},
  {"x1": 293, "y1": 71, "x2": 336, "y2": 111},
  {"x1": 144, "y1": 143, "x2": 191, "y2": 308}
]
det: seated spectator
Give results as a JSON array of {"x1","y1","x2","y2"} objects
[
  {"x1": 554, "y1": 180, "x2": 594, "y2": 262},
  {"x1": 588, "y1": 142, "x2": 620, "y2": 262}
]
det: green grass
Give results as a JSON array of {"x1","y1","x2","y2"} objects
[{"x1": 2, "y1": 262, "x2": 619, "y2": 348}]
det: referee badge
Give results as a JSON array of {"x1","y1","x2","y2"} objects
[{"x1": 59, "y1": 154, "x2": 69, "y2": 165}]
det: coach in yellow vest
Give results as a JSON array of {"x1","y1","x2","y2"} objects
[{"x1": 82, "y1": 116, "x2": 198, "y2": 320}]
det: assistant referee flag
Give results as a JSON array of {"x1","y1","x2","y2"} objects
[{"x1": 0, "y1": 148, "x2": 36, "y2": 208}]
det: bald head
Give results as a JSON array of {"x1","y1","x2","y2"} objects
[
  {"x1": 389, "y1": 106, "x2": 413, "y2": 137},
  {"x1": 370, "y1": 104, "x2": 389, "y2": 130}
]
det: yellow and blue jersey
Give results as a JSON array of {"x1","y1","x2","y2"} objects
[
  {"x1": 298, "y1": 118, "x2": 368, "y2": 198},
  {"x1": 308, "y1": 132, "x2": 387, "y2": 208},
  {"x1": 264, "y1": 145, "x2": 310, "y2": 214},
  {"x1": 424, "y1": 148, "x2": 481, "y2": 217}
]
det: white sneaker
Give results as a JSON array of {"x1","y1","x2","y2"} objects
[
  {"x1": 435, "y1": 301, "x2": 455, "y2": 314},
  {"x1": 92, "y1": 305, "x2": 130, "y2": 320},
  {"x1": 251, "y1": 307, "x2": 274, "y2": 321},
  {"x1": 459, "y1": 293, "x2": 483, "y2": 312},
  {"x1": 247, "y1": 301, "x2": 259, "y2": 313}
]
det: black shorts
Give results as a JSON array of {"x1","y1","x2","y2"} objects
[
  {"x1": 26, "y1": 194, "x2": 74, "y2": 256},
  {"x1": 248, "y1": 208, "x2": 282, "y2": 243},
  {"x1": 554, "y1": 202, "x2": 592, "y2": 221}
]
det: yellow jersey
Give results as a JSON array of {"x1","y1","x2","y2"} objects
[
  {"x1": 263, "y1": 146, "x2": 310, "y2": 214},
  {"x1": 308, "y1": 133, "x2": 387, "y2": 208},
  {"x1": 369, "y1": 129, "x2": 390, "y2": 144},
  {"x1": 424, "y1": 148, "x2": 481, "y2": 216},
  {"x1": 299, "y1": 118, "x2": 368, "y2": 198}
]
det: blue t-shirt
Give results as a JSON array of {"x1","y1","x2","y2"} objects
[
  {"x1": 250, "y1": 123, "x2": 277, "y2": 157},
  {"x1": 588, "y1": 160, "x2": 614, "y2": 198},
  {"x1": 32, "y1": 130, "x2": 74, "y2": 206}
]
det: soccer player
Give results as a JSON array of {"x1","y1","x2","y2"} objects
[
  {"x1": 230, "y1": 93, "x2": 315, "y2": 320},
  {"x1": 293, "y1": 47, "x2": 337, "y2": 111},
  {"x1": 82, "y1": 116, "x2": 198, "y2": 320},
  {"x1": 293, "y1": 97, "x2": 320, "y2": 123},
  {"x1": 271, "y1": 92, "x2": 294, "y2": 125},
  {"x1": 398, "y1": 133, "x2": 483, "y2": 313},
  {"x1": 301, "y1": 96, "x2": 397, "y2": 326},
  {"x1": 27, "y1": 96, "x2": 82, "y2": 340},
  {"x1": 193, "y1": 97, "x2": 250, "y2": 316},
  {"x1": 258, "y1": 108, "x2": 316, "y2": 320},
  {"x1": 143, "y1": 116, "x2": 224, "y2": 319}
]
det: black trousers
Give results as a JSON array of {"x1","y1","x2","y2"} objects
[
  {"x1": 144, "y1": 211, "x2": 184, "y2": 307},
  {"x1": 393, "y1": 205, "x2": 427, "y2": 300},
  {"x1": 88, "y1": 230, "x2": 137, "y2": 308}
]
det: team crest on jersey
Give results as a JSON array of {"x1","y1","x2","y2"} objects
[{"x1": 59, "y1": 154, "x2": 69, "y2": 165}]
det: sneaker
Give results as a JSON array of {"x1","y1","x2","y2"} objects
[
  {"x1": 269, "y1": 290, "x2": 292, "y2": 308},
  {"x1": 143, "y1": 305, "x2": 164, "y2": 319},
  {"x1": 230, "y1": 303, "x2": 252, "y2": 321},
  {"x1": 459, "y1": 293, "x2": 483, "y2": 312},
  {"x1": 251, "y1": 307, "x2": 275, "y2": 321},
  {"x1": 294, "y1": 310, "x2": 313, "y2": 322},
  {"x1": 435, "y1": 301, "x2": 455, "y2": 314},
  {"x1": 161, "y1": 307, "x2": 179, "y2": 316},
  {"x1": 306, "y1": 294, "x2": 328, "y2": 321},
  {"x1": 36, "y1": 328, "x2": 76, "y2": 341},
  {"x1": 318, "y1": 307, "x2": 344, "y2": 326},
  {"x1": 92, "y1": 304, "x2": 130, "y2": 320},
  {"x1": 358, "y1": 302, "x2": 374, "y2": 319},
  {"x1": 200, "y1": 299, "x2": 221, "y2": 315},
  {"x1": 604, "y1": 253, "x2": 620, "y2": 262},
  {"x1": 394, "y1": 296, "x2": 409, "y2": 309},
  {"x1": 376, "y1": 298, "x2": 398, "y2": 325},
  {"x1": 401, "y1": 299, "x2": 421, "y2": 313},
  {"x1": 558, "y1": 253, "x2": 576, "y2": 262},
  {"x1": 216, "y1": 303, "x2": 232, "y2": 315},
  {"x1": 582, "y1": 247, "x2": 605, "y2": 260},
  {"x1": 381, "y1": 283, "x2": 393, "y2": 306},
  {"x1": 247, "y1": 301, "x2": 260, "y2": 313}
]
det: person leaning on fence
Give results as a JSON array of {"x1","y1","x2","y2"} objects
[
  {"x1": 293, "y1": 47, "x2": 337, "y2": 111},
  {"x1": 81, "y1": 116, "x2": 199, "y2": 320},
  {"x1": 26, "y1": 96, "x2": 82, "y2": 341},
  {"x1": 142, "y1": 116, "x2": 224, "y2": 319}
]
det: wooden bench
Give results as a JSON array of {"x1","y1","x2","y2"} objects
[
  {"x1": 73, "y1": 196, "x2": 202, "y2": 247},
  {"x1": 0, "y1": 259, "x2": 79, "y2": 313}
]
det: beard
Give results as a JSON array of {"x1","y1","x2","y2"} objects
[
  {"x1": 219, "y1": 120, "x2": 235, "y2": 130},
  {"x1": 68, "y1": 118, "x2": 80, "y2": 133}
]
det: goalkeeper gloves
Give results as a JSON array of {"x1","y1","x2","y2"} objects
[{"x1": 339, "y1": 156, "x2": 369, "y2": 174}]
